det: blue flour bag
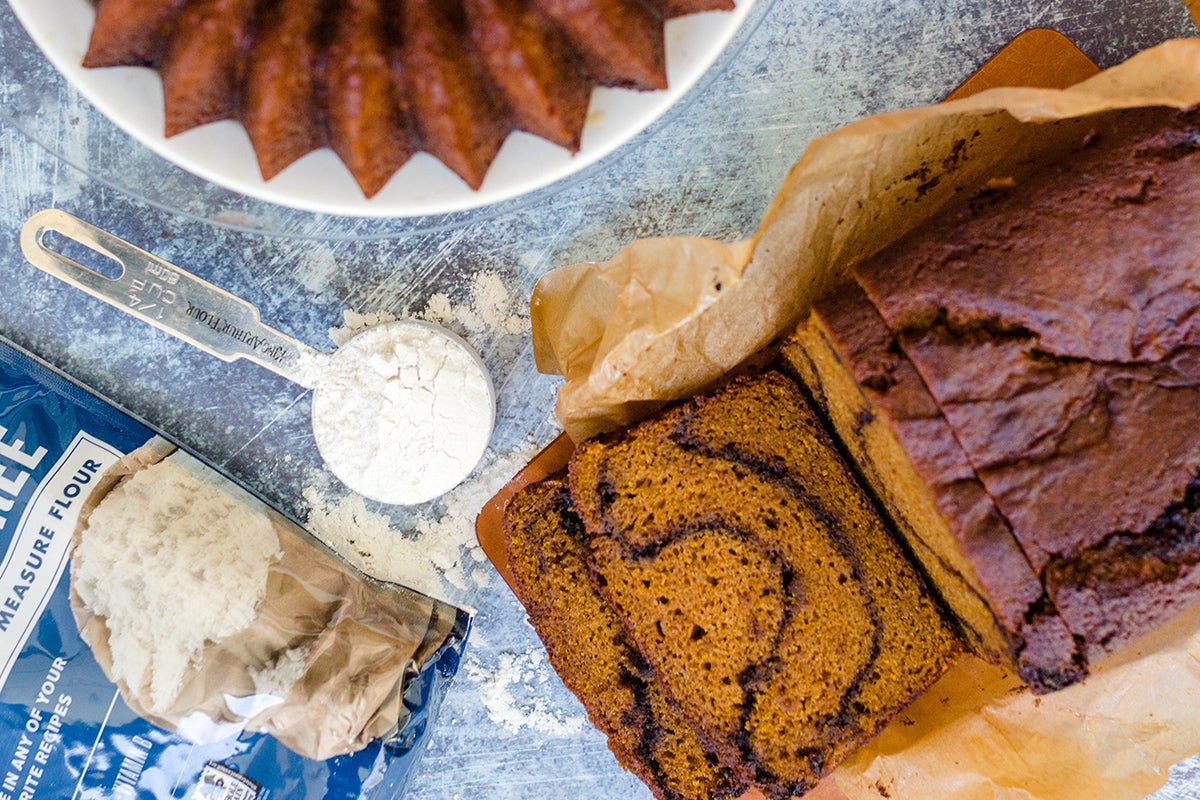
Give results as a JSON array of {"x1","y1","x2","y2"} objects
[{"x1": 0, "y1": 335, "x2": 470, "y2": 800}]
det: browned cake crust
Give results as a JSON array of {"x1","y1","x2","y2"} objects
[
  {"x1": 325, "y1": 0, "x2": 418, "y2": 197},
  {"x1": 158, "y1": 0, "x2": 254, "y2": 137},
  {"x1": 569, "y1": 372, "x2": 959, "y2": 797},
  {"x1": 240, "y1": 0, "x2": 327, "y2": 180},
  {"x1": 526, "y1": 0, "x2": 667, "y2": 90},
  {"x1": 401, "y1": 0, "x2": 512, "y2": 190},
  {"x1": 649, "y1": 0, "x2": 736, "y2": 18},
  {"x1": 781, "y1": 283, "x2": 1086, "y2": 692},
  {"x1": 465, "y1": 0, "x2": 593, "y2": 152},
  {"x1": 853, "y1": 106, "x2": 1200, "y2": 659},
  {"x1": 83, "y1": 0, "x2": 719, "y2": 195},
  {"x1": 502, "y1": 479, "x2": 746, "y2": 800},
  {"x1": 83, "y1": 0, "x2": 189, "y2": 68}
]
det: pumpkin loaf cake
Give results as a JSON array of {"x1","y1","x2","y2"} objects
[
  {"x1": 779, "y1": 283, "x2": 1086, "y2": 692},
  {"x1": 568, "y1": 372, "x2": 959, "y2": 797},
  {"x1": 499, "y1": 103, "x2": 1200, "y2": 800},
  {"x1": 853, "y1": 105, "x2": 1200, "y2": 660},
  {"x1": 82, "y1": 0, "x2": 735, "y2": 195},
  {"x1": 503, "y1": 479, "x2": 746, "y2": 800}
]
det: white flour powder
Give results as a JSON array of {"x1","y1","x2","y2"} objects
[
  {"x1": 303, "y1": 279, "x2": 535, "y2": 598},
  {"x1": 463, "y1": 649, "x2": 586, "y2": 735},
  {"x1": 422, "y1": 271, "x2": 531, "y2": 337},
  {"x1": 73, "y1": 455, "x2": 281, "y2": 713},
  {"x1": 310, "y1": 320, "x2": 495, "y2": 506},
  {"x1": 329, "y1": 270, "x2": 530, "y2": 348},
  {"x1": 302, "y1": 437, "x2": 543, "y2": 605},
  {"x1": 250, "y1": 643, "x2": 312, "y2": 700}
]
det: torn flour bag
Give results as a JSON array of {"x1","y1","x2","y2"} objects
[{"x1": 0, "y1": 333, "x2": 470, "y2": 799}]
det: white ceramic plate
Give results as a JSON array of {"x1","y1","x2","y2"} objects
[{"x1": 8, "y1": 0, "x2": 755, "y2": 218}]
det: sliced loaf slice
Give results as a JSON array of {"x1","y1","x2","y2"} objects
[
  {"x1": 853, "y1": 106, "x2": 1200, "y2": 660},
  {"x1": 780, "y1": 282, "x2": 1086, "y2": 692},
  {"x1": 568, "y1": 372, "x2": 959, "y2": 797},
  {"x1": 503, "y1": 479, "x2": 746, "y2": 800}
]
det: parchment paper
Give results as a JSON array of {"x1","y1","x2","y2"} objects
[
  {"x1": 532, "y1": 39, "x2": 1200, "y2": 441},
  {"x1": 72, "y1": 438, "x2": 464, "y2": 761},
  {"x1": 530, "y1": 38, "x2": 1200, "y2": 800},
  {"x1": 816, "y1": 597, "x2": 1200, "y2": 800}
]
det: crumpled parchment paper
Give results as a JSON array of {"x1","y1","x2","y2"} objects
[
  {"x1": 533, "y1": 39, "x2": 1200, "y2": 442},
  {"x1": 810, "y1": 598, "x2": 1200, "y2": 800},
  {"x1": 531, "y1": 38, "x2": 1200, "y2": 800}
]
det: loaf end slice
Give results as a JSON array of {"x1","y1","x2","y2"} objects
[{"x1": 502, "y1": 478, "x2": 746, "y2": 800}]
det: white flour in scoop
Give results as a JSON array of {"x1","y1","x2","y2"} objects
[{"x1": 310, "y1": 320, "x2": 495, "y2": 506}]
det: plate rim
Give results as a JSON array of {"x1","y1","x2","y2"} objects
[{"x1": 8, "y1": 0, "x2": 757, "y2": 219}]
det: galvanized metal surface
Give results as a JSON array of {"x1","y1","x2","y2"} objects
[{"x1": 0, "y1": 1, "x2": 1198, "y2": 798}]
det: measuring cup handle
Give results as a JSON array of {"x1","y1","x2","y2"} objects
[{"x1": 20, "y1": 209, "x2": 318, "y2": 385}]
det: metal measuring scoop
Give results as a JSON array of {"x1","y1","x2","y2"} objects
[{"x1": 20, "y1": 209, "x2": 496, "y2": 506}]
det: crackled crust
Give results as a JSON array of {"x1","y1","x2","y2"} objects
[{"x1": 854, "y1": 105, "x2": 1200, "y2": 659}]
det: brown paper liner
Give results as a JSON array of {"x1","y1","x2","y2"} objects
[
  {"x1": 72, "y1": 438, "x2": 462, "y2": 761},
  {"x1": 532, "y1": 38, "x2": 1200, "y2": 443},
  {"x1": 522, "y1": 33, "x2": 1200, "y2": 800},
  {"x1": 822, "y1": 600, "x2": 1200, "y2": 800}
]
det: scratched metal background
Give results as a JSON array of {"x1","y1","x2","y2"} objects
[{"x1": 1, "y1": 1, "x2": 1199, "y2": 798}]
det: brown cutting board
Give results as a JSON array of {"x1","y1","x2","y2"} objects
[{"x1": 474, "y1": 27, "x2": 1100, "y2": 592}]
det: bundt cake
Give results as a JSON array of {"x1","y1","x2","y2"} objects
[
  {"x1": 81, "y1": 0, "x2": 736, "y2": 196},
  {"x1": 850, "y1": 105, "x2": 1200, "y2": 661},
  {"x1": 779, "y1": 282, "x2": 1086, "y2": 692},
  {"x1": 566, "y1": 372, "x2": 959, "y2": 797},
  {"x1": 502, "y1": 479, "x2": 746, "y2": 800}
]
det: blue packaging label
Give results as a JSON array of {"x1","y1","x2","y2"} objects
[
  {"x1": 0, "y1": 432, "x2": 121, "y2": 689},
  {"x1": 0, "y1": 336, "x2": 468, "y2": 800}
]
